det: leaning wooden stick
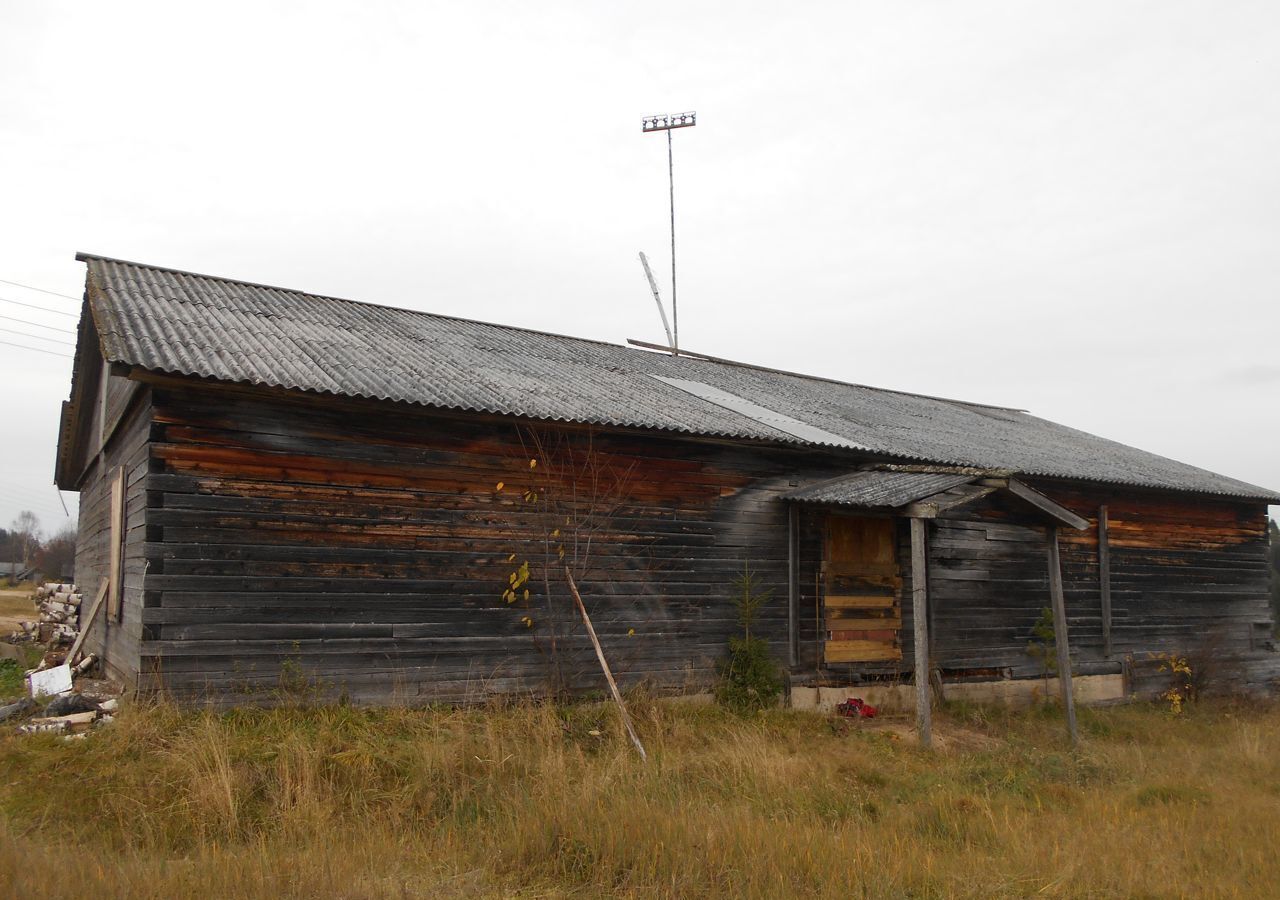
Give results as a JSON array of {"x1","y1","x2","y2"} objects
[
  {"x1": 564, "y1": 567, "x2": 647, "y2": 762},
  {"x1": 66, "y1": 580, "x2": 110, "y2": 667}
]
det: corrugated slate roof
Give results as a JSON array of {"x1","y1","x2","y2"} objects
[
  {"x1": 783, "y1": 472, "x2": 974, "y2": 507},
  {"x1": 75, "y1": 253, "x2": 1280, "y2": 502}
]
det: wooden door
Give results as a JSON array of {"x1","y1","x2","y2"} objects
[{"x1": 823, "y1": 516, "x2": 903, "y2": 663}]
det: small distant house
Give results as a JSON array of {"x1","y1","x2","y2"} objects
[
  {"x1": 54, "y1": 254, "x2": 1280, "y2": 705},
  {"x1": 1, "y1": 561, "x2": 36, "y2": 583}
]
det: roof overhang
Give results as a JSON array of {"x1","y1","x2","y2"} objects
[{"x1": 784, "y1": 468, "x2": 1090, "y2": 530}]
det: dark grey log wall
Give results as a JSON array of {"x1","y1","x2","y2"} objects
[
  {"x1": 138, "y1": 383, "x2": 809, "y2": 704},
  {"x1": 96, "y1": 376, "x2": 1276, "y2": 704},
  {"x1": 72, "y1": 380, "x2": 152, "y2": 684}
]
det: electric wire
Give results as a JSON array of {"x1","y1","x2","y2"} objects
[
  {"x1": 0, "y1": 313, "x2": 76, "y2": 335},
  {"x1": 0, "y1": 484, "x2": 68, "y2": 506},
  {"x1": 0, "y1": 295, "x2": 79, "y2": 318},
  {"x1": 0, "y1": 277, "x2": 81, "y2": 302},
  {"x1": 0, "y1": 326, "x2": 75, "y2": 347},
  {"x1": 0, "y1": 339, "x2": 73, "y2": 359},
  {"x1": 0, "y1": 499, "x2": 72, "y2": 521},
  {"x1": 0, "y1": 495, "x2": 72, "y2": 519}
]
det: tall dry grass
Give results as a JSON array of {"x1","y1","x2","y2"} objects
[{"x1": 1, "y1": 695, "x2": 1278, "y2": 898}]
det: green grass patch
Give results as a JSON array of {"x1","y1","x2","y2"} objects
[{"x1": 0, "y1": 660, "x2": 25, "y2": 701}]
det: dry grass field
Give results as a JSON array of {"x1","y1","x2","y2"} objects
[
  {"x1": 0, "y1": 588, "x2": 33, "y2": 635},
  {"x1": 0, "y1": 692, "x2": 1276, "y2": 899}
]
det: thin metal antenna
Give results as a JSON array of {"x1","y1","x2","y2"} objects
[
  {"x1": 668, "y1": 128, "x2": 676, "y2": 351},
  {"x1": 642, "y1": 111, "x2": 695, "y2": 354},
  {"x1": 638, "y1": 252, "x2": 674, "y2": 347}
]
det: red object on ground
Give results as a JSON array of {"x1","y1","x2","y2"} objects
[{"x1": 836, "y1": 697, "x2": 877, "y2": 718}]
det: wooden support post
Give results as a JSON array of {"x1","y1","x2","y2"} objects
[
  {"x1": 108, "y1": 466, "x2": 125, "y2": 620},
  {"x1": 787, "y1": 503, "x2": 799, "y2": 668},
  {"x1": 1047, "y1": 525, "x2": 1079, "y2": 744},
  {"x1": 815, "y1": 568, "x2": 822, "y2": 668},
  {"x1": 564, "y1": 568, "x2": 647, "y2": 762},
  {"x1": 1098, "y1": 505, "x2": 1112, "y2": 658},
  {"x1": 909, "y1": 517, "x2": 931, "y2": 749}
]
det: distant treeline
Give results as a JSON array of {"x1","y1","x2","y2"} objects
[{"x1": 3, "y1": 510, "x2": 76, "y2": 582}]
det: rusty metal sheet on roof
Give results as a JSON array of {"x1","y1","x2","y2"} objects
[
  {"x1": 783, "y1": 472, "x2": 973, "y2": 508},
  {"x1": 71, "y1": 253, "x2": 1280, "y2": 502}
]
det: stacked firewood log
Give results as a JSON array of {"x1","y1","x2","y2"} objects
[
  {"x1": 14, "y1": 582, "x2": 82, "y2": 646},
  {"x1": 3, "y1": 582, "x2": 120, "y2": 738}
]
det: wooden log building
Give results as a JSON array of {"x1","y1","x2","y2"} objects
[{"x1": 54, "y1": 254, "x2": 1280, "y2": 711}]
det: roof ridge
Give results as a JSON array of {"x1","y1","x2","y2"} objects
[
  {"x1": 76, "y1": 250, "x2": 669, "y2": 356},
  {"x1": 76, "y1": 251, "x2": 1025, "y2": 414}
]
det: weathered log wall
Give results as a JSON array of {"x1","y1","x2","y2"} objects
[
  {"x1": 115, "y1": 378, "x2": 1276, "y2": 704},
  {"x1": 140, "y1": 383, "x2": 811, "y2": 703},
  {"x1": 921, "y1": 485, "x2": 1276, "y2": 692},
  {"x1": 72, "y1": 380, "x2": 152, "y2": 684}
]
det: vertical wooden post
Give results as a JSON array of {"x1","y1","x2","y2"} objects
[
  {"x1": 1098, "y1": 505, "x2": 1112, "y2": 658},
  {"x1": 97, "y1": 360, "x2": 110, "y2": 451},
  {"x1": 909, "y1": 517, "x2": 931, "y2": 748},
  {"x1": 108, "y1": 466, "x2": 125, "y2": 621},
  {"x1": 787, "y1": 504, "x2": 799, "y2": 667},
  {"x1": 1047, "y1": 525, "x2": 1079, "y2": 744},
  {"x1": 814, "y1": 568, "x2": 822, "y2": 668}
]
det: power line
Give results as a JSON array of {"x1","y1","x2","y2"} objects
[
  {"x1": 0, "y1": 486, "x2": 67, "y2": 506},
  {"x1": 0, "y1": 314, "x2": 75, "y2": 335},
  {"x1": 0, "y1": 277, "x2": 80, "y2": 302},
  {"x1": 0, "y1": 295, "x2": 79, "y2": 318},
  {"x1": 0, "y1": 480, "x2": 62, "y2": 496},
  {"x1": 0, "y1": 499, "x2": 73, "y2": 522},
  {"x1": 0, "y1": 479, "x2": 70, "y2": 500},
  {"x1": 0, "y1": 504, "x2": 73, "y2": 523},
  {"x1": 0, "y1": 326, "x2": 76, "y2": 347},
  {"x1": 0, "y1": 339, "x2": 74, "y2": 359}
]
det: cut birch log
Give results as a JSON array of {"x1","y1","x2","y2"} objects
[
  {"x1": 18, "y1": 720, "x2": 69, "y2": 735},
  {"x1": 31, "y1": 711, "x2": 97, "y2": 728}
]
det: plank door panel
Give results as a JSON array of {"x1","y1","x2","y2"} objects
[{"x1": 824, "y1": 516, "x2": 902, "y2": 663}]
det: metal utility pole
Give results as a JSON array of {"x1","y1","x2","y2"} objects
[{"x1": 642, "y1": 111, "x2": 695, "y2": 353}]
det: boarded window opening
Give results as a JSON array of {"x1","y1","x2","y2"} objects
[{"x1": 823, "y1": 515, "x2": 902, "y2": 663}]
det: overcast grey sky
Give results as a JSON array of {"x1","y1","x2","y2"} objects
[{"x1": 1, "y1": 0, "x2": 1277, "y2": 537}]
